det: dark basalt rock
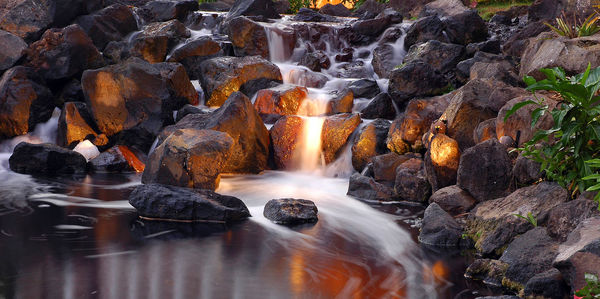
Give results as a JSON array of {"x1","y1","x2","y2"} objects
[
  {"x1": 227, "y1": 16, "x2": 270, "y2": 59},
  {"x1": 199, "y1": 1, "x2": 231, "y2": 12},
  {"x1": 371, "y1": 44, "x2": 396, "y2": 79},
  {"x1": 512, "y1": 153, "x2": 542, "y2": 186},
  {"x1": 348, "y1": 79, "x2": 380, "y2": 99},
  {"x1": 0, "y1": 30, "x2": 27, "y2": 72},
  {"x1": 497, "y1": 95, "x2": 557, "y2": 148},
  {"x1": 167, "y1": 36, "x2": 223, "y2": 80},
  {"x1": 395, "y1": 158, "x2": 430, "y2": 202},
  {"x1": 351, "y1": 118, "x2": 390, "y2": 172},
  {"x1": 127, "y1": 20, "x2": 191, "y2": 64},
  {"x1": 442, "y1": 10, "x2": 488, "y2": 46},
  {"x1": 546, "y1": 198, "x2": 600, "y2": 242},
  {"x1": 429, "y1": 185, "x2": 476, "y2": 216},
  {"x1": 360, "y1": 93, "x2": 396, "y2": 120},
  {"x1": 129, "y1": 183, "x2": 251, "y2": 222},
  {"x1": 473, "y1": 118, "x2": 497, "y2": 145},
  {"x1": 175, "y1": 104, "x2": 209, "y2": 123},
  {"x1": 347, "y1": 173, "x2": 397, "y2": 201},
  {"x1": 465, "y1": 258, "x2": 509, "y2": 287},
  {"x1": 299, "y1": 51, "x2": 331, "y2": 72},
  {"x1": 372, "y1": 152, "x2": 412, "y2": 183},
  {"x1": 293, "y1": 8, "x2": 337, "y2": 22},
  {"x1": 466, "y1": 39, "x2": 501, "y2": 56},
  {"x1": 139, "y1": 0, "x2": 199, "y2": 23},
  {"x1": 388, "y1": 61, "x2": 448, "y2": 104},
  {"x1": 227, "y1": 0, "x2": 281, "y2": 20},
  {"x1": 456, "y1": 51, "x2": 506, "y2": 84},
  {"x1": 263, "y1": 198, "x2": 318, "y2": 225},
  {"x1": 319, "y1": 3, "x2": 351, "y2": 17},
  {"x1": 9, "y1": 142, "x2": 87, "y2": 175},
  {"x1": 76, "y1": 4, "x2": 139, "y2": 50},
  {"x1": 404, "y1": 16, "x2": 447, "y2": 50},
  {"x1": 470, "y1": 60, "x2": 520, "y2": 87},
  {"x1": 419, "y1": 203, "x2": 464, "y2": 247},
  {"x1": 90, "y1": 145, "x2": 144, "y2": 173},
  {"x1": 403, "y1": 40, "x2": 466, "y2": 74},
  {"x1": 353, "y1": 0, "x2": 386, "y2": 18},
  {"x1": 503, "y1": 21, "x2": 549, "y2": 58},
  {"x1": 523, "y1": 268, "x2": 569, "y2": 299}
]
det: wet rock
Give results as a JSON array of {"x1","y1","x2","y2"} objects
[
  {"x1": 285, "y1": 68, "x2": 328, "y2": 88},
  {"x1": 227, "y1": 16, "x2": 269, "y2": 59},
  {"x1": 457, "y1": 139, "x2": 512, "y2": 202},
  {"x1": 512, "y1": 153, "x2": 542, "y2": 186},
  {"x1": 429, "y1": 185, "x2": 477, "y2": 216},
  {"x1": 76, "y1": 4, "x2": 138, "y2": 50},
  {"x1": 499, "y1": 227, "x2": 559, "y2": 291},
  {"x1": 321, "y1": 113, "x2": 361, "y2": 164},
  {"x1": 128, "y1": 20, "x2": 191, "y2": 63},
  {"x1": 57, "y1": 102, "x2": 99, "y2": 148},
  {"x1": 139, "y1": 0, "x2": 199, "y2": 23},
  {"x1": 419, "y1": 203, "x2": 464, "y2": 247},
  {"x1": 347, "y1": 173, "x2": 397, "y2": 201},
  {"x1": 270, "y1": 115, "x2": 303, "y2": 169},
  {"x1": 395, "y1": 158, "x2": 430, "y2": 202},
  {"x1": 372, "y1": 153, "x2": 412, "y2": 183},
  {"x1": 0, "y1": 66, "x2": 54, "y2": 139},
  {"x1": 143, "y1": 129, "x2": 233, "y2": 190},
  {"x1": 24, "y1": 24, "x2": 104, "y2": 81},
  {"x1": 473, "y1": 119, "x2": 496, "y2": 145},
  {"x1": 348, "y1": 79, "x2": 380, "y2": 99},
  {"x1": 371, "y1": 44, "x2": 396, "y2": 78},
  {"x1": 293, "y1": 8, "x2": 337, "y2": 22},
  {"x1": 82, "y1": 58, "x2": 198, "y2": 138},
  {"x1": 199, "y1": 1, "x2": 231, "y2": 12},
  {"x1": 442, "y1": 10, "x2": 488, "y2": 46},
  {"x1": 348, "y1": 15, "x2": 396, "y2": 46},
  {"x1": 403, "y1": 40, "x2": 466, "y2": 74},
  {"x1": 404, "y1": 16, "x2": 447, "y2": 49},
  {"x1": 523, "y1": 268, "x2": 569, "y2": 299},
  {"x1": 299, "y1": 51, "x2": 331, "y2": 72},
  {"x1": 465, "y1": 259, "x2": 509, "y2": 287},
  {"x1": 497, "y1": 95, "x2": 557, "y2": 147},
  {"x1": 90, "y1": 145, "x2": 145, "y2": 173},
  {"x1": 160, "y1": 92, "x2": 270, "y2": 174},
  {"x1": 351, "y1": 119, "x2": 390, "y2": 172},
  {"x1": 335, "y1": 48, "x2": 354, "y2": 63},
  {"x1": 0, "y1": 30, "x2": 27, "y2": 72},
  {"x1": 9, "y1": 142, "x2": 87, "y2": 175},
  {"x1": 128, "y1": 183, "x2": 250, "y2": 222},
  {"x1": 424, "y1": 134, "x2": 461, "y2": 191},
  {"x1": 263, "y1": 198, "x2": 318, "y2": 225},
  {"x1": 360, "y1": 93, "x2": 396, "y2": 120},
  {"x1": 503, "y1": 21, "x2": 549, "y2": 58},
  {"x1": 254, "y1": 84, "x2": 308, "y2": 121},
  {"x1": 326, "y1": 89, "x2": 354, "y2": 115},
  {"x1": 319, "y1": 3, "x2": 351, "y2": 17},
  {"x1": 227, "y1": 0, "x2": 281, "y2": 20},
  {"x1": 388, "y1": 61, "x2": 448, "y2": 104},
  {"x1": 175, "y1": 104, "x2": 209, "y2": 123},
  {"x1": 199, "y1": 56, "x2": 282, "y2": 107},
  {"x1": 167, "y1": 36, "x2": 223, "y2": 79},
  {"x1": 546, "y1": 199, "x2": 600, "y2": 242}
]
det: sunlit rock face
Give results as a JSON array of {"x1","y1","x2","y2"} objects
[
  {"x1": 75, "y1": 4, "x2": 138, "y2": 50},
  {"x1": 270, "y1": 115, "x2": 304, "y2": 170},
  {"x1": 0, "y1": 66, "x2": 54, "y2": 139},
  {"x1": 199, "y1": 56, "x2": 282, "y2": 107},
  {"x1": 128, "y1": 20, "x2": 191, "y2": 64},
  {"x1": 0, "y1": 30, "x2": 27, "y2": 72},
  {"x1": 9, "y1": 142, "x2": 87, "y2": 175},
  {"x1": 321, "y1": 113, "x2": 361, "y2": 164},
  {"x1": 143, "y1": 129, "x2": 233, "y2": 191},
  {"x1": 473, "y1": 118, "x2": 496, "y2": 145},
  {"x1": 90, "y1": 145, "x2": 145, "y2": 173},
  {"x1": 424, "y1": 133, "x2": 461, "y2": 192},
  {"x1": 57, "y1": 102, "x2": 98, "y2": 148},
  {"x1": 227, "y1": 16, "x2": 270, "y2": 59},
  {"x1": 254, "y1": 84, "x2": 308, "y2": 122},
  {"x1": 167, "y1": 36, "x2": 224, "y2": 80},
  {"x1": 24, "y1": 24, "x2": 104, "y2": 80},
  {"x1": 351, "y1": 119, "x2": 390, "y2": 172},
  {"x1": 326, "y1": 89, "x2": 353, "y2": 115}
]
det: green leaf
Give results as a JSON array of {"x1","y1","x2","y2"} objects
[
  {"x1": 504, "y1": 100, "x2": 536, "y2": 122},
  {"x1": 531, "y1": 107, "x2": 545, "y2": 128},
  {"x1": 585, "y1": 273, "x2": 599, "y2": 283},
  {"x1": 523, "y1": 75, "x2": 537, "y2": 86}
]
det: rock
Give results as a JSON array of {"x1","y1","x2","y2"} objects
[
  {"x1": 0, "y1": 30, "x2": 27, "y2": 72},
  {"x1": 128, "y1": 20, "x2": 191, "y2": 63},
  {"x1": 468, "y1": 182, "x2": 568, "y2": 256},
  {"x1": 404, "y1": 16, "x2": 447, "y2": 50},
  {"x1": 388, "y1": 61, "x2": 448, "y2": 104},
  {"x1": 442, "y1": 10, "x2": 488, "y2": 46},
  {"x1": 546, "y1": 199, "x2": 600, "y2": 242},
  {"x1": 57, "y1": 102, "x2": 99, "y2": 148},
  {"x1": 424, "y1": 134, "x2": 461, "y2": 191},
  {"x1": 9, "y1": 142, "x2": 87, "y2": 175},
  {"x1": 347, "y1": 173, "x2": 397, "y2": 201},
  {"x1": 419, "y1": 0, "x2": 468, "y2": 17},
  {"x1": 82, "y1": 58, "x2": 198, "y2": 139},
  {"x1": 376, "y1": 8, "x2": 403, "y2": 24},
  {"x1": 395, "y1": 158, "x2": 430, "y2": 202},
  {"x1": 263, "y1": 198, "x2": 318, "y2": 225},
  {"x1": 76, "y1": 4, "x2": 139, "y2": 50},
  {"x1": 273, "y1": 0, "x2": 289, "y2": 14},
  {"x1": 512, "y1": 153, "x2": 542, "y2": 186},
  {"x1": 270, "y1": 115, "x2": 303, "y2": 169},
  {"x1": 90, "y1": 145, "x2": 145, "y2": 172},
  {"x1": 199, "y1": 56, "x2": 282, "y2": 107},
  {"x1": 466, "y1": 40, "x2": 501, "y2": 56},
  {"x1": 360, "y1": 93, "x2": 396, "y2": 120},
  {"x1": 160, "y1": 92, "x2": 270, "y2": 173},
  {"x1": 465, "y1": 259, "x2": 509, "y2": 287},
  {"x1": 371, "y1": 44, "x2": 396, "y2": 78},
  {"x1": 473, "y1": 118, "x2": 496, "y2": 145},
  {"x1": 351, "y1": 119, "x2": 390, "y2": 172},
  {"x1": 0, "y1": 66, "x2": 54, "y2": 139},
  {"x1": 403, "y1": 40, "x2": 466, "y2": 73},
  {"x1": 167, "y1": 36, "x2": 224, "y2": 80},
  {"x1": 419, "y1": 203, "x2": 464, "y2": 247},
  {"x1": 319, "y1": 3, "x2": 351, "y2": 17},
  {"x1": 285, "y1": 68, "x2": 328, "y2": 88},
  {"x1": 499, "y1": 227, "x2": 559, "y2": 291},
  {"x1": 143, "y1": 129, "x2": 233, "y2": 190},
  {"x1": 503, "y1": 21, "x2": 549, "y2": 58},
  {"x1": 199, "y1": 1, "x2": 231, "y2": 11},
  {"x1": 175, "y1": 104, "x2": 209, "y2": 122},
  {"x1": 321, "y1": 113, "x2": 361, "y2": 164},
  {"x1": 429, "y1": 185, "x2": 476, "y2": 216},
  {"x1": 227, "y1": 0, "x2": 281, "y2": 20},
  {"x1": 372, "y1": 153, "x2": 411, "y2": 183},
  {"x1": 227, "y1": 16, "x2": 269, "y2": 59},
  {"x1": 470, "y1": 61, "x2": 520, "y2": 87},
  {"x1": 457, "y1": 139, "x2": 512, "y2": 202},
  {"x1": 456, "y1": 51, "x2": 506, "y2": 84},
  {"x1": 24, "y1": 24, "x2": 104, "y2": 81},
  {"x1": 128, "y1": 183, "x2": 250, "y2": 222},
  {"x1": 523, "y1": 268, "x2": 569, "y2": 299},
  {"x1": 348, "y1": 15, "x2": 396, "y2": 46},
  {"x1": 348, "y1": 79, "x2": 380, "y2": 99},
  {"x1": 254, "y1": 84, "x2": 308, "y2": 121},
  {"x1": 497, "y1": 95, "x2": 557, "y2": 147},
  {"x1": 57, "y1": 79, "x2": 85, "y2": 106},
  {"x1": 299, "y1": 51, "x2": 331, "y2": 72},
  {"x1": 354, "y1": 0, "x2": 386, "y2": 18},
  {"x1": 325, "y1": 89, "x2": 354, "y2": 115},
  {"x1": 293, "y1": 8, "x2": 337, "y2": 22},
  {"x1": 0, "y1": 0, "x2": 52, "y2": 42},
  {"x1": 139, "y1": 0, "x2": 199, "y2": 23}
]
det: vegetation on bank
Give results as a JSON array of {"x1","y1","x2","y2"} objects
[{"x1": 474, "y1": 0, "x2": 532, "y2": 21}]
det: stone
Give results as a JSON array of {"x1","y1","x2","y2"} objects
[
  {"x1": 466, "y1": 40, "x2": 501, "y2": 56},
  {"x1": 348, "y1": 15, "x2": 395, "y2": 46},
  {"x1": 321, "y1": 113, "x2": 361, "y2": 164},
  {"x1": 497, "y1": 95, "x2": 558, "y2": 147},
  {"x1": 175, "y1": 104, "x2": 209, "y2": 123},
  {"x1": 284, "y1": 68, "x2": 328, "y2": 88},
  {"x1": 57, "y1": 79, "x2": 85, "y2": 106},
  {"x1": 199, "y1": 1, "x2": 231, "y2": 11},
  {"x1": 347, "y1": 173, "x2": 397, "y2": 201},
  {"x1": 348, "y1": 79, "x2": 380, "y2": 99},
  {"x1": 139, "y1": 0, "x2": 199, "y2": 23},
  {"x1": 546, "y1": 199, "x2": 600, "y2": 242},
  {"x1": 299, "y1": 51, "x2": 331, "y2": 72},
  {"x1": 24, "y1": 24, "x2": 104, "y2": 81},
  {"x1": 371, "y1": 44, "x2": 396, "y2": 79},
  {"x1": 419, "y1": 0, "x2": 468, "y2": 17},
  {"x1": 465, "y1": 259, "x2": 509, "y2": 287},
  {"x1": 419, "y1": 203, "x2": 464, "y2": 247},
  {"x1": 324, "y1": 89, "x2": 354, "y2": 115},
  {"x1": 263, "y1": 198, "x2": 318, "y2": 225},
  {"x1": 404, "y1": 16, "x2": 447, "y2": 50},
  {"x1": 0, "y1": 30, "x2": 27, "y2": 72},
  {"x1": 76, "y1": 4, "x2": 139, "y2": 50},
  {"x1": 167, "y1": 36, "x2": 224, "y2": 80},
  {"x1": 429, "y1": 185, "x2": 477, "y2": 216},
  {"x1": 388, "y1": 61, "x2": 448, "y2": 104},
  {"x1": 227, "y1": 16, "x2": 269, "y2": 59},
  {"x1": 90, "y1": 145, "x2": 145, "y2": 173},
  {"x1": 424, "y1": 134, "x2": 461, "y2": 192},
  {"x1": 254, "y1": 84, "x2": 308, "y2": 121},
  {"x1": 503, "y1": 21, "x2": 549, "y2": 58},
  {"x1": 128, "y1": 20, "x2": 191, "y2": 63},
  {"x1": 470, "y1": 61, "x2": 520, "y2": 87},
  {"x1": 512, "y1": 154, "x2": 542, "y2": 186},
  {"x1": 227, "y1": 0, "x2": 281, "y2": 20},
  {"x1": 319, "y1": 3, "x2": 351, "y2": 17},
  {"x1": 457, "y1": 139, "x2": 512, "y2": 202},
  {"x1": 199, "y1": 56, "x2": 282, "y2": 107},
  {"x1": 9, "y1": 142, "x2": 87, "y2": 175},
  {"x1": 403, "y1": 40, "x2": 466, "y2": 73},
  {"x1": 57, "y1": 102, "x2": 99, "y2": 148},
  {"x1": 143, "y1": 129, "x2": 233, "y2": 190},
  {"x1": 395, "y1": 159, "x2": 430, "y2": 202},
  {"x1": 442, "y1": 10, "x2": 488, "y2": 46},
  {"x1": 360, "y1": 93, "x2": 396, "y2": 120},
  {"x1": 351, "y1": 119, "x2": 390, "y2": 172},
  {"x1": 0, "y1": 66, "x2": 54, "y2": 139},
  {"x1": 523, "y1": 268, "x2": 569, "y2": 299},
  {"x1": 128, "y1": 183, "x2": 250, "y2": 222},
  {"x1": 372, "y1": 152, "x2": 412, "y2": 183},
  {"x1": 0, "y1": 0, "x2": 52, "y2": 42},
  {"x1": 270, "y1": 115, "x2": 304, "y2": 170},
  {"x1": 473, "y1": 119, "x2": 497, "y2": 145},
  {"x1": 456, "y1": 51, "x2": 506, "y2": 84},
  {"x1": 354, "y1": 0, "x2": 386, "y2": 18},
  {"x1": 293, "y1": 8, "x2": 337, "y2": 22},
  {"x1": 159, "y1": 92, "x2": 270, "y2": 174}
]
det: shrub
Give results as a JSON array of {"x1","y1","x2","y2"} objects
[
  {"x1": 575, "y1": 273, "x2": 600, "y2": 298},
  {"x1": 545, "y1": 11, "x2": 600, "y2": 38},
  {"x1": 288, "y1": 0, "x2": 312, "y2": 13}
]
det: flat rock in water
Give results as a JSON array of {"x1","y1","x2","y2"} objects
[
  {"x1": 419, "y1": 203, "x2": 465, "y2": 247},
  {"x1": 263, "y1": 198, "x2": 318, "y2": 225},
  {"x1": 9, "y1": 142, "x2": 87, "y2": 175},
  {"x1": 129, "y1": 183, "x2": 250, "y2": 222}
]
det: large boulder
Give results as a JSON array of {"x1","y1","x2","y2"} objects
[
  {"x1": 351, "y1": 119, "x2": 390, "y2": 172},
  {"x1": 347, "y1": 173, "x2": 397, "y2": 201},
  {"x1": 199, "y1": 56, "x2": 282, "y2": 107},
  {"x1": 512, "y1": 153, "x2": 542, "y2": 186},
  {"x1": 442, "y1": 10, "x2": 488, "y2": 46},
  {"x1": 227, "y1": 0, "x2": 281, "y2": 20},
  {"x1": 139, "y1": 0, "x2": 199, "y2": 23},
  {"x1": 470, "y1": 60, "x2": 520, "y2": 87},
  {"x1": 254, "y1": 84, "x2": 308, "y2": 121},
  {"x1": 75, "y1": 4, "x2": 139, "y2": 50},
  {"x1": 360, "y1": 93, "x2": 396, "y2": 120},
  {"x1": 372, "y1": 152, "x2": 412, "y2": 183},
  {"x1": 299, "y1": 51, "x2": 331, "y2": 72},
  {"x1": 128, "y1": 183, "x2": 250, "y2": 222},
  {"x1": 503, "y1": 21, "x2": 549, "y2": 58},
  {"x1": 419, "y1": 203, "x2": 464, "y2": 247},
  {"x1": 0, "y1": 66, "x2": 54, "y2": 139},
  {"x1": 394, "y1": 158, "x2": 430, "y2": 202},
  {"x1": 270, "y1": 115, "x2": 304, "y2": 170},
  {"x1": 167, "y1": 36, "x2": 224, "y2": 80},
  {"x1": 457, "y1": 139, "x2": 512, "y2": 202},
  {"x1": 293, "y1": 8, "x2": 337, "y2": 22},
  {"x1": 9, "y1": 142, "x2": 87, "y2": 175},
  {"x1": 429, "y1": 185, "x2": 477, "y2": 216},
  {"x1": 143, "y1": 129, "x2": 233, "y2": 190},
  {"x1": 371, "y1": 44, "x2": 396, "y2": 79},
  {"x1": 263, "y1": 198, "x2": 318, "y2": 225},
  {"x1": 24, "y1": 24, "x2": 104, "y2": 81},
  {"x1": 57, "y1": 102, "x2": 99, "y2": 148},
  {"x1": 424, "y1": 134, "x2": 461, "y2": 191},
  {"x1": 127, "y1": 20, "x2": 191, "y2": 64},
  {"x1": 546, "y1": 198, "x2": 600, "y2": 242},
  {"x1": 0, "y1": 30, "x2": 27, "y2": 72},
  {"x1": 321, "y1": 113, "x2": 361, "y2": 164},
  {"x1": 404, "y1": 16, "x2": 447, "y2": 50},
  {"x1": 419, "y1": 0, "x2": 468, "y2": 17},
  {"x1": 227, "y1": 16, "x2": 269, "y2": 59},
  {"x1": 348, "y1": 79, "x2": 380, "y2": 99},
  {"x1": 388, "y1": 61, "x2": 448, "y2": 104},
  {"x1": 159, "y1": 92, "x2": 270, "y2": 174},
  {"x1": 497, "y1": 95, "x2": 558, "y2": 148},
  {"x1": 522, "y1": 268, "x2": 569, "y2": 299},
  {"x1": 403, "y1": 40, "x2": 466, "y2": 74},
  {"x1": 319, "y1": 3, "x2": 351, "y2": 17}
]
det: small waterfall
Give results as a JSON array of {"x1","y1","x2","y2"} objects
[
  {"x1": 265, "y1": 25, "x2": 287, "y2": 63},
  {"x1": 0, "y1": 108, "x2": 60, "y2": 153}
]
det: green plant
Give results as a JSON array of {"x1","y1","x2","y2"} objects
[
  {"x1": 575, "y1": 273, "x2": 600, "y2": 298},
  {"x1": 545, "y1": 11, "x2": 600, "y2": 38},
  {"x1": 504, "y1": 64, "x2": 600, "y2": 199},
  {"x1": 513, "y1": 212, "x2": 537, "y2": 227},
  {"x1": 288, "y1": 0, "x2": 311, "y2": 13}
]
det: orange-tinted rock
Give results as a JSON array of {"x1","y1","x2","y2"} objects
[
  {"x1": 254, "y1": 84, "x2": 308, "y2": 119},
  {"x1": 351, "y1": 119, "x2": 390, "y2": 172},
  {"x1": 90, "y1": 145, "x2": 145, "y2": 173},
  {"x1": 424, "y1": 133, "x2": 461, "y2": 191},
  {"x1": 270, "y1": 115, "x2": 304, "y2": 169},
  {"x1": 227, "y1": 16, "x2": 269, "y2": 59},
  {"x1": 75, "y1": 4, "x2": 138, "y2": 50},
  {"x1": 57, "y1": 102, "x2": 99, "y2": 148},
  {"x1": 372, "y1": 152, "x2": 412, "y2": 183},
  {"x1": 473, "y1": 118, "x2": 497, "y2": 144},
  {"x1": 0, "y1": 0, "x2": 53, "y2": 42},
  {"x1": 129, "y1": 20, "x2": 190, "y2": 63},
  {"x1": 167, "y1": 36, "x2": 223, "y2": 79},
  {"x1": 395, "y1": 157, "x2": 430, "y2": 202},
  {"x1": 497, "y1": 95, "x2": 558, "y2": 147},
  {"x1": 321, "y1": 113, "x2": 361, "y2": 164},
  {"x1": 326, "y1": 89, "x2": 354, "y2": 115}
]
